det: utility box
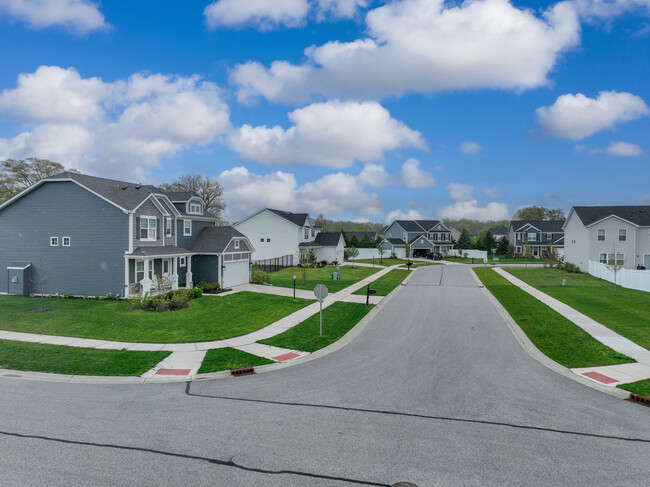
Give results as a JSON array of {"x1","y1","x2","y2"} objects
[{"x1": 7, "y1": 262, "x2": 32, "y2": 296}]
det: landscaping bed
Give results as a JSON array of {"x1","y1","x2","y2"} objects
[
  {"x1": 197, "y1": 347, "x2": 273, "y2": 374},
  {"x1": 259, "y1": 302, "x2": 373, "y2": 352},
  {"x1": 0, "y1": 339, "x2": 169, "y2": 376},
  {"x1": 0, "y1": 292, "x2": 314, "y2": 343},
  {"x1": 268, "y1": 265, "x2": 380, "y2": 293},
  {"x1": 353, "y1": 269, "x2": 411, "y2": 296},
  {"x1": 505, "y1": 267, "x2": 650, "y2": 349},
  {"x1": 474, "y1": 268, "x2": 634, "y2": 368}
]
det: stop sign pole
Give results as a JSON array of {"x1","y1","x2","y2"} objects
[{"x1": 314, "y1": 284, "x2": 329, "y2": 336}]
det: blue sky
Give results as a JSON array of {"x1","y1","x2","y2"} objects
[{"x1": 0, "y1": 0, "x2": 648, "y2": 223}]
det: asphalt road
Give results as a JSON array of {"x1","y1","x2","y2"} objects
[{"x1": 1, "y1": 265, "x2": 648, "y2": 486}]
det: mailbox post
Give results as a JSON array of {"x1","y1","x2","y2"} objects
[
  {"x1": 406, "y1": 261, "x2": 413, "y2": 270},
  {"x1": 366, "y1": 285, "x2": 377, "y2": 306},
  {"x1": 314, "y1": 284, "x2": 329, "y2": 336}
]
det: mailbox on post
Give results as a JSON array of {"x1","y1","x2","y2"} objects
[
  {"x1": 406, "y1": 261, "x2": 413, "y2": 270},
  {"x1": 366, "y1": 285, "x2": 377, "y2": 306}
]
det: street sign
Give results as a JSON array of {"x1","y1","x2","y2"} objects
[{"x1": 314, "y1": 284, "x2": 329, "y2": 301}]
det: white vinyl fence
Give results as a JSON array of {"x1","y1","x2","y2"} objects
[
  {"x1": 349, "y1": 248, "x2": 383, "y2": 259},
  {"x1": 447, "y1": 249, "x2": 488, "y2": 260},
  {"x1": 589, "y1": 260, "x2": 650, "y2": 292}
]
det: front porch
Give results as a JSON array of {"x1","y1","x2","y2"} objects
[{"x1": 125, "y1": 246, "x2": 194, "y2": 298}]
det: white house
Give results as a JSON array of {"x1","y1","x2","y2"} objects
[
  {"x1": 234, "y1": 208, "x2": 344, "y2": 265},
  {"x1": 563, "y1": 206, "x2": 650, "y2": 272}
]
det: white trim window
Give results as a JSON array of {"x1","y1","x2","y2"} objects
[
  {"x1": 597, "y1": 229, "x2": 605, "y2": 241},
  {"x1": 528, "y1": 232, "x2": 537, "y2": 242},
  {"x1": 618, "y1": 229, "x2": 627, "y2": 242},
  {"x1": 234, "y1": 239, "x2": 240, "y2": 249},
  {"x1": 140, "y1": 216, "x2": 157, "y2": 241},
  {"x1": 62, "y1": 237, "x2": 71, "y2": 247},
  {"x1": 50, "y1": 236, "x2": 58, "y2": 246},
  {"x1": 179, "y1": 256, "x2": 186, "y2": 267},
  {"x1": 183, "y1": 219, "x2": 192, "y2": 236},
  {"x1": 516, "y1": 246, "x2": 522, "y2": 254},
  {"x1": 304, "y1": 228, "x2": 309, "y2": 239},
  {"x1": 607, "y1": 253, "x2": 624, "y2": 265},
  {"x1": 188, "y1": 202, "x2": 202, "y2": 214},
  {"x1": 147, "y1": 260, "x2": 154, "y2": 279},
  {"x1": 165, "y1": 217, "x2": 173, "y2": 237},
  {"x1": 599, "y1": 253, "x2": 607, "y2": 263},
  {"x1": 136, "y1": 261, "x2": 144, "y2": 282}
]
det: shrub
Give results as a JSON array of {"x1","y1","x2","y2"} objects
[
  {"x1": 130, "y1": 288, "x2": 201, "y2": 312},
  {"x1": 199, "y1": 282, "x2": 221, "y2": 293},
  {"x1": 251, "y1": 268, "x2": 271, "y2": 284},
  {"x1": 319, "y1": 260, "x2": 328, "y2": 266},
  {"x1": 560, "y1": 262, "x2": 582, "y2": 274}
]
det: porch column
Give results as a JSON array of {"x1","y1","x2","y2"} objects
[
  {"x1": 171, "y1": 257, "x2": 178, "y2": 291},
  {"x1": 186, "y1": 256, "x2": 193, "y2": 289},
  {"x1": 124, "y1": 256, "x2": 130, "y2": 298}
]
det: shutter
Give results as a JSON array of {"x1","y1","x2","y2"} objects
[
  {"x1": 135, "y1": 217, "x2": 140, "y2": 240},
  {"x1": 157, "y1": 219, "x2": 160, "y2": 241}
]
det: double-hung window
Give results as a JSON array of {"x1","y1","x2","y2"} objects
[
  {"x1": 183, "y1": 219, "x2": 192, "y2": 236},
  {"x1": 165, "y1": 217, "x2": 172, "y2": 237},
  {"x1": 136, "y1": 261, "x2": 144, "y2": 281},
  {"x1": 50, "y1": 237, "x2": 58, "y2": 246},
  {"x1": 599, "y1": 253, "x2": 607, "y2": 264},
  {"x1": 304, "y1": 228, "x2": 309, "y2": 239},
  {"x1": 528, "y1": 232, "x2": 537, "y2": 242},
  {"x1": 619, "y1": 229, "x2": 627, "y2": 242},
  {"x1": 140, "y1": 217, "x2": 156, "y2": 241},
  {"x1": 607, "y1": 253, "x2": 624, "y2": 265},
  {"x1": 597, "y1": 229, "x2": 605, "y2": 241},
  {"x1": 62, "y1": 237, "x2": 71, "y2": 246},
  {"x1": 179, "y1": 256, "x2": 186, "y2": 267}
]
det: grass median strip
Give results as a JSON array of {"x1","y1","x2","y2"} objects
[
  {"x1": 198, "y1": 348, "x2": 273, "y2": 374},
  {"x1": 353, "y1": 269, "x2": 411, "y2": 296},
  {"x1": 618, "y1": 379, "x2": 650, "y2": 397},
  {"x1": 474, "y1": 268, "x2": 634, "y2": 368},
  {"x1": 268, "y1": 265, "x2": 380, "y2": 293},
  {"x1": 506, "y1": 267, "x2": 650, "y2": 350},
  {"x1": 258, "y1": 302, "x2": 373, "y2": 352},
  {"x1": 0, "y1": 292, "x2": 313, "y2": 343},
  {"x1": 0, "y1": 339, "x2": 169, "y2": 376}
]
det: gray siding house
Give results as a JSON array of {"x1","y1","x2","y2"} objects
[
  {"x1": 508, "y1": 220, "x2": 565, "y2": 258},
  {"x1": 380, "y1": 220, "x2": 452, "y2": 257},
  {"x1": 0, "y1": 172, "x2": 254, "y2": 297},
  {"x1": 563, "y1": 205, "x2": 650, "y2": 272}
]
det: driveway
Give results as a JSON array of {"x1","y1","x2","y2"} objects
[{"x1": 1, "y1": 265, "x2": 648, "y2": 486}]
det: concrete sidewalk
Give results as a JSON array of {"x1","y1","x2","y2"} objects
[
  {"x1": 1, "y1": 264, "x2": 403, "y2": 378},
  {"x1": 494, "y1": 267, "x2": 650, "y2": 387}
]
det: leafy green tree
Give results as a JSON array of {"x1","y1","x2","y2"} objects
[
  {"x1": 479, "y1": 230, "x2": 497, "y2": 253},
  {"x1": 457, "y1": 229, "x2": 472, "y2": 249},
  {"x1": 513, "y1": 206, "x2": 547, "y2": 220},
  {"x1": 1, "y1": 158, "x2": 72, "y2": 204},
  {"x1": 347, "y1": 246, "x2": 359, "y2": 268},
  {"x1": 546, "y1": 208, "x2": 565, "y2": 220},
  {"x1": 161, "y1": 174, "x2": 225, "y2": 218},
  {"x1": 349, "y1": 235, "x2": 360, "y2": 248},
  {"x1": 496, "y1": 236, "x2": 509, "y2": 255},
  {"x1": 314, "y1": 214, "x2": 331, "y2": 232}
]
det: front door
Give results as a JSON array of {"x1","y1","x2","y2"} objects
[
  {"x1": 644, "y1": 255, "x2": 650, "y2": 269},
  {"x1": 162, "y1": 259, "x2": 171, "y2": 277}
]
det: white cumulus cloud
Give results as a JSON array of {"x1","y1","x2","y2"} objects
[
  {"x1": 535, "y1": 90, "x2": 650, "y2": 140},
  {"x1": 232, "y1": 0, "x2": 581, "y2": 103},
  {"x1": 383, "y1": 208, "x2": 423, "y2": 224},
  {"x1": 227, "y1": 100, "x2": 425, "y2": 168},
  {"x1": 447, "y1": 183, "x2": 474, "y2": 201},
  {"x1": 438, "y1": 200, "x2": 509, "y2": 222},
  {"x1": 0, "y1": 66, "x2": 231, "y2": 180},
  {"x1": 571, "y1": 0, "x2": 650, "y2": 22},
  {"x1": 400, "y1": 158, "x2": 436, "y2": 189},
  {"x1": 204, "y1": 0, "x2": 309, "y2": 29},
  {"x1": 0, "y1": 0, "x2": 108, "y2": 33},
  {"x1": 484, "y1": 185, "x2": 505, "y2": 199},
  {"x1": 315, "y1": 0, "x2": 368, "y2": 19},
  {"x1": 220, "y1": 165, "x2": 383, "y2": 221},
  {"x1": 358, "y1": 163, "x2": 392, "y2": 188},
  {"x1": 460, "y1": 141, "x2": 482, "y2": 154},
  {"x1": 606, "y1": 141, "x2": 643, "y2": 156}
]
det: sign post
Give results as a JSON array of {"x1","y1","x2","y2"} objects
[{"x1": 314, "y1": 284, "x2": 329, "y2": 336}]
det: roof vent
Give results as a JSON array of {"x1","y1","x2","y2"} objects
[
  {"x1": 121, "y1": 185, "x2": 128, "y2": 190},
  {"x1": 135, "y1": 184, "x2": 141, "y2": 189}
]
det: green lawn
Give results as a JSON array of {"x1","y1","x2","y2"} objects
[
  {"x1": 353, "y1": 269, "x2": 411, "y2": 296},
  {"x1": 198, "y1": 347, "x2": 273, "y2": 374},
  {"x1": 618, "y1": 379, "x2": 650, "y2": 397},
  {"x1": 259, "y1": 302, "x2": 373, "y2": 352},
  {"x1": 269, "y1": 265, "x2": 380, "y2": 293},
  {"x1": 505, "y1": 268, "x2": 650, "y2": 350},
  {"x1": 474, "y1": 268, "x2": 634, "y2": 368},
  {"x1": 445, "y1": 256, "x2": 542, "y2": 264},
  {"x1": 355, "y1": 258, "x2": 411, "y2": 266},
  {"x1": 0, "y1": 292, "x2": 313, "y2": 343},
  {"x1": 0, "y1": 339, "x2": 169, "y2": 376}
]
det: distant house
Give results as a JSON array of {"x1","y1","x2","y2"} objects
[
  {"x1": 490, "y1": 226, "x2": 509, "y2": 240},
  {"x1": 380, "y1": 220, "x2": 452, "y2": 258},
  {"x1": 0, "y1": 172, "x2": 254, "y2": 297},
  {"x1": 449, "y1": 226, "x2": 461, "y2": 243},
  {"x1": 564, "y1": 206, "x2": 650, "y2": 272},
  {"x1": 508, "y1": 220, "x2": 565, "y2": 258},
  {"x1": 234, "y1": 208, "x2": 344, "y2": 265}
]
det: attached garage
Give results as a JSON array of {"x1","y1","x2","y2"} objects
[{"x1": 223, "y1": 258, "x2": 250, "y2": 288}]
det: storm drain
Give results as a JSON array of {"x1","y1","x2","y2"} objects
[
  {"x1": 629, "y1": 393, "x2": 650, "y2": 407},
  {"x1": 231, "y1": 367, "x2": 255, "y2": 377}
]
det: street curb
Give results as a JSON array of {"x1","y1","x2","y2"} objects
[
  {"x1": 0, "y1": 266, "x2": 414, "y2": 385},
  {"x1": 468, "y1": 267, "x2": 629, "y2": 400}
]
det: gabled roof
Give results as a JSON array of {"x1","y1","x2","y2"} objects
[
  {"x1": 190, "y1": 226, "x2": 250, "y2": 254},
  {"x1": 392, "y1": 219, "x2": 447, "y2": 233},
  {"x1": 314, "y1": 232, "x2": 344, "y2": 247},
  {"x1": 129, "y1": 245, "x2": 191, "y2": 257},
  {"x1": 571, "y1": 206, "x2": 650, "y2": 227},
  {"x1": 165, "y1": 191, "x2": 198, "y2": 202},
  {"x1": 415, "y1": 220, "x2": 442, "y2": 231},
  {"x1": 383, "y1": 238, "x2": 406, "y2": 246},
  {"x1": 490, "y1": 226, "x2": 508, "y2": 236},
  {"x1": 511, "y1": 220, "x2": 565, "y2": 232},
  {"x1": 267, "y1": 208, "x2": 310, "y2": 227}
]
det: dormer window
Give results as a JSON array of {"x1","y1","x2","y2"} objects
[
  {"x1": 234, "y1": 240, "x2": 240, "y2": 249},
  {"x1": 188, "y1": 202, "x2": 202, "y2": 214}
]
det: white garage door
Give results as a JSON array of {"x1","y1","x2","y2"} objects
[{"x1": 223, "y1": 260, "x2": 249, "y2": 288}]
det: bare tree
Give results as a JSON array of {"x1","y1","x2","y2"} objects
[
  {"x1": 160, "y1": 174, "x2": 225, "y2": 218},
  {"x1": 1, "y1": 158, "x2": 75, "y2": 204},
  {"x1": 31, "y1": 255, "x2": 52, "y2": 311},
  {"x1": 605, "y1": 249, "x2": 625, "y2": 296},
  {"x1": 347, "y1": 246, "x2": 359, "y2": 268}
]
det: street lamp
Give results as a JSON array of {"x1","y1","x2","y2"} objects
[{"x1": 293, "y1": 274, "x2": 296, "y2": 300}]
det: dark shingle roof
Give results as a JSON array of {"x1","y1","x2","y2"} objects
[
  {"x1": 129, "y1": 245, "x2": 190, "y2": 257},
  {"x1": 384, "y1": 238, "x2": 406, "y2": 246},
  {"x1": 511, "y1": 220, "x2": 565, "y2": 232},
  {"x1": 165, "y1": 191, "x2": 197, "y2": 202},
  {"x1": 415, "y1": 220, "x2": 441, "y2": 231},
  {"x1": 267, "y1": 208, "x2": 310, "y2": 227},
  {"x1": 315, "y1": 232, "x2": 343, "y2": 246},
  {"x1": 190, "y1": 226, "x2": 247, "y2": 254},
  {"x1": 573, "y1": 206, "x2": 650, "y2": 227},
  {"x1": 490, "y1": 226, "x2": 508, "y2": 236},
  {"x1": 394, "y1": 220, "x2": 425, "y2": 232}
]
